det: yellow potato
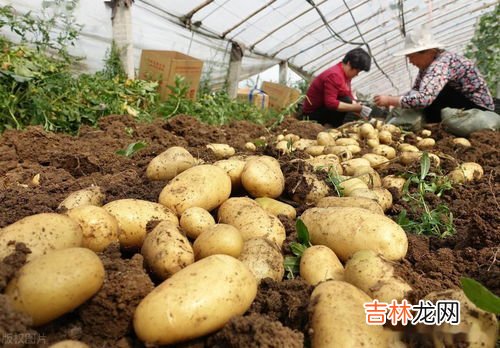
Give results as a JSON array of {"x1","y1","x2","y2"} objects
[
  {"x1": 336, "y1": 138, "x2": 359, "y2": 146},
  {"x1": 292, "y1": 138, "x2": 317, "y2": 151},
  {"x1": 292, "y1": 172, "x2": 331, "y2": 204},
  {"x1": 453, "y1": 137, "x2": 471, "y2": 147},
  {"x1": 159, "y1": 165, "x2": 232, "y2": 216},
  {"x1": 141, "y1": 221, "x2": 194, "y2": 280},
  {"x1": 323, "y1": 145, "x2": 352, "y2": 161},
  {"x1": 193, "y1": 224, "x2": 243, "y2": 259},
  {"x1": 66, "y1": 205, "x2": 119, "y2": 252},
  {"x1": 310, "y1": 281, "x2": 392, "y2": 347},
  {"x1": 382, "y1": 175, "x2": 407, "y2": 195},
  {"x1": 348, "y1": 188, "x2": 380, "y2": 201},
  {"x1": 0, "y1": 213, "x2": 82, "y2": 262},
  {"x1": 244, "y1": 142, "x2": 257, "y2": 151},
  {"x1": 372, "y1": 144, "x2": 396, "y2": 159},
  {"x1": 359, "y1": 123, "x2": 376, "y2": 139},
  {"x1": 341, "y1": 158, "x2": 371, "y2": 176},
  {"x1": 447, "y1": 162, "x2": 484, "y2": 184},
  {"x1": 362, "y1": 153, "x2": 391, "y2": 169},
  {"x1": 339, "y1": 177, "x2": 369, "y2": 197},
  {"x1": 352, "y1": 166, "x2": 382, "y2": 188},
  {"x1": 366, "y1": 138, "x2": 380, "y2": 148},
  {"x1": 417, "y1": 138, "x2": 435, "y2": 149},
  {"x1": 103, "y1": 199, "x2": 178, "y2": 249},
  {"x1": 305, "y1": 155, "x2": 343, "y2": 175},
  {"x1": 146, "y1": 146, "x2": 195, "y2": 181},
  {"x1": 239, "y1": 237, "x2": 284, "y2": 282},
  {"x1": 57, "y1": 186, "x2": 105, "y2": 212},
  {"x1": 5, "y1": 248, "x2": 104, "y2": 326},
  {"x1": 301, "y1": 207, "x2": 408, "y2": 261},
  {"x1": 283, "y1": 133, "x2": 300, "y2": 142},
  {"x1": 398, "y1": 143, "x2": 419, "y2": 153},
  {"x1": 213, "y1": 159, "x2": 246, "y2": 189},
  {"x1": 206, "y1": 143, "x2": 235, "y2": 159},
  {"x1": 316, "y1": 196, "x2": 384, "y2": 215},
  {"x1": 305, "y1": 145, "x2": 325, "y2": 156},
  {"x1": 275, "y1": 140, "x2": 293, "y2": 154},
  {"x1": 179, "y1": 207, "x2": 216, "y2": 239},
  {"x1": 133, "y1": 254, "x2": 257, "y2": 345},
  {"x1": 372, "y1": 187, "x2": 393, "y2": 211},
  {"x1": 255, "y1": 197, "x2": 296, "y2": 220},
  {"x1": 217, "y1": 197, "x2": 286, "y2": 247},
  {"x1": 344, "y1": 250, "x2": 412, "y2": 302},
  {"x1": 300, "y1": 245, "x2": 344, "y2": 285},
  {"x1": 378, "y1": 130, "x2": 393, "y2": 144},
  {"x1": 49, "y1": 341, "x2": 90, "y2": 348},
  {"x1": 241, "y1": 156, "x2": 285, "y2": 198},
  {"x1": 317, "y1": 132, "x2": 336, "y2": 146}
]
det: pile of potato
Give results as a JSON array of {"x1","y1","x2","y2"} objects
[{"x1": 0, "y1": 121, "x2": 495, "y2": 348}]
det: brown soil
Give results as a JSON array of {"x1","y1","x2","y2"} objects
[{"x1": 0, "y1": 115, "x2": 498, "y2": 347}]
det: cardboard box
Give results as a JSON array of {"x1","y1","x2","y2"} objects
[
  {"x1": 261, "y1": 81, "x2": 301, "y2": 111},
  {"x1": 237, "y1": 87, "x2": 269, "y2": 109},
  {"x1": 138, "y1": 50, "x2": 203, "y2": 100}
]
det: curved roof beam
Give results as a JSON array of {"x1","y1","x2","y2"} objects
[
  {"x1": 180, "y1": 0, "x2": 214, "y2": 28},
  {"x1": 221, "y1": 0, "x2": 278, "y2": 38}
]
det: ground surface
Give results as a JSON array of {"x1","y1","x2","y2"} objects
[{"x1": 0, "y1": 115, "x2": 498, "y2": 347}]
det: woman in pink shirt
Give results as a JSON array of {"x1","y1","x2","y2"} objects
[
  {"x1": 375, "y1": 28, "x2": 494, "y2": 123},
  {"x1": 301, "y1": 48, "x2": 372, "y2": 127}
]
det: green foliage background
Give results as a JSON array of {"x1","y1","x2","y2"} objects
[{"x1": 465, "y1": 3, "x2": 499, "y2": 97}]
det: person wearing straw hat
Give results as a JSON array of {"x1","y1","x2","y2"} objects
[
  {"x1": 374, "y1": 27, "x2": 494, "y2": 123},
  {"x1": 301, "y1": 47, "x2": 373, "y2": 127}
]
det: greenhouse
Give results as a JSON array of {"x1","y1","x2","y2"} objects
[{"x1": 0, "y1": 0, "x2": 498, "y2": 347}]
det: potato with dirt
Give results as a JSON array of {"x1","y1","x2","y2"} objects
[
  {"x1": 292, "y1": 172, "x2": 331, "y2": 204},
  {"x1": 141, "y1": 221, "x2": 194, "y2": 279},
  {"x1": 301, "y1": 207, "x2": 408, "y2": 261},
  {"x1": 241, "y1": 156, "x2": 285, "y2": 198},
  {"x1": 206, "y1": 143, "x2": 235, "y2": 159},
  {"x1": 103, "y1": 198, "x2": 178, "y2": 249},
  {"x1": 0, "y1": 213, "x2": 83, "y2": 262},
  {"x1": 159, "y1": 164, "x2": 232, "y2": 215},
  {"x1": 146, "y1": 146, "x2": 195, "y2": 181},
  {"x1": 57, "y1": 186, "x2": 105, "y2": 212},
  {"x1": 239, "y1": 237, "x2": 284, "y2": 282},
  {"x1": 214, "y1": 158, "x2": 246, "y2": 189},
  {"x1": 310, "y1": 281, "x2": 400, "y2": 347},
  {"x1": 447, "y1": 162, "x2": 484, "y2": 184},
  {"x1": 179, "y1": 206, "x2": 216, "y2": 239},
  {"x1": 193, "y1": 223, "x2": 243, "y2": 259},
  {"x1": 5, "y1": 247, "x2": 105, "y2": 326},
  {"x1": 316, "y1": 196, "x2": 384, "y2": 215},
  {"x1": 255, "y1": 197, "x2": 296, "y2": 219},
  {"x1": 133, "y1": 254, "x2": 257, "y2": 345},
  {"x1": 300, "y1": 245, "x2": 344, "y2": 285},
  {"x1": 344, "y1": 250, "x2": 412, "y2": 302},
  {"x1": 218, "y1": 197, "x2": 286, "y2": 247}
]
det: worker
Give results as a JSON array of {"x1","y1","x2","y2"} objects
[
  {"x1": 374, "y1": 27, "x2": 494, "y2": 123},
  {"x1": 301, "y1": 47, "x2": 373, "y2": 127}
]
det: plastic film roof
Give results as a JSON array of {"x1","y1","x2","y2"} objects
[
  {"x1": 137, "y1": 0, "x2": 497, "y2": 95},
  {"x1": 1, "y1": 0, "x2": 497, "y2": 96}
]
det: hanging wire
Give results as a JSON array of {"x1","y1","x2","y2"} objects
[{"x1": 398, "y1": 0, "x2": 406, "y2": 37}]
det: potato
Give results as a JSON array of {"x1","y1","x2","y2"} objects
[
  {"x1": 244, "y1": 142, "x2": 257, "y2": 151},
  {"x1": 284, "y1": 133, "x2": 300, "y2": 142},
  {"x1": 366, "y1": 138, "x2": 380, "y2": 148},
  {"x1": 347, "y1": 132, "x2": 361, "y2": 141},
  {"x1": 241, "y1": 156, "x2": 284, "y2": 198},
  {"x1": 339, "y1": 177, "x2": 368, "y2": 197},
  {"x1": 146, "y1": 146, "x2": 195, "y2": 181},
  {"x1": 310, "y1": 281, "x2": 391, "y2": 347},
  {"x1": 301, "y1": 207, "x2": 408, "y2": 261},
  {"x1": 447, "y1": 162, "x2": 484, "y2": 184},
  {"x1": 159, "y1": 164, "x2": 232, "y2": 215},
  {"x1": 421, "y1": 129, "x2": 432, "y2": 137},
  {"x1": 133, "y1": 254, "x2": 257, "y2": 345},
  {"x1": 382, "y1": 175, "x2": 407, "y2": 195},
  {"x1": 193, "y1": 224, "x2": 243, "y2": 260},
  {"x1": 359, "y1": 123, "x2": 376, "y2": 139},
  {"x1": 341, "y1": 158, "x2": 371, "y2": 176},
  {"x1": 344, "y1": 250, "x2": 412, "y2": 302},
  {"x1": 323, "y1": 145, "x2": 352, "y2": 161},
  {"x1": 372, "y1": 144, "x2": 396, "y2": 159},
  {"x1": 417, "y1": 138, "x2": 435, "y2": 149},
  {"x1": 292, "y1": 138, "x2": 316, "y2": 151},
  {"x1": 141, "y1": 221, "x2": 194, "y2": 279},
  {"x1": 0, "y1": 213, "x2": 82, "y2": 262},
  {"x1": 49, "y1": 341, "x2": 90, "y2": 348},
  {"x1": 316, "y1": 196, "x2": 384, "y2": 215},
  {"x1": 300, "y1": 245, "x2": 344, "y2": 285},
  {"x1": 453, "y1": 137, "x2": 471, "y2": 147},
  {"x1": 218, "y1": 197, "x2": 286, "y2": 247},
  {"x1": 306, "y1": 154, "x2": 343, "y2": 175},
  {"x1": 179, "y1": 207, "x2": 215, "y2": 239},
  {"x1": 213, "y1": 159, "x2": 246, "y2": 189},
  {"x1": 380, "y1": 124, "x2": 400, "y2": 134},
  {"x1": 372, "y1": 188, "x2": 393, "y2": 211},
  {"x1": 417, "y1": 289, "x2": 498, "y2": 348},
  {"x1": 378, "y1": 130, "x2": 393, "y2": 144},
  {"x1": 348, "y1": 188, "x2": 380, "y2": 201},
  {"x1": 305, "y1": 145, "x2": 325, "y2": 156},
  {"x1": 352, "y1": 166, "x2": 382, "y2": 188},
  {"x1": 239, "y1": 237, "x2": 284, "y2": 282},
  {"x1": 103, "y1": 199, "x2": 178, "y2": 249},
  {"x1": 66, "y1": 205, "x2": 119, "y2": 252},
  {"x1": 362, "y1": 154, "x2": 390, "y2": 169},
  {"x1": 5, "y1": 248, "x2": 104, "y2": 326},
  {"x1": 206, "y1": 143, "x2": 235, "y2": 159},
  {"x1": 398, "y1": 143, "x2": 419, "y2": 152},
  {"x1": 399, "y1": 151, "x2": 422, "y2": 165},
  {"x1": 346, "y1": 144, "x2": 362, "y2": 155},
  {"x1": 317, "y1": 132, "x2": 336, "y2": 146},
  {"x1": 255, "y1": 197, "x2": 296, "y2": 219},
  {"x1": 57, "y1": 186, "x2": 105, "y2": 212},
  {"x1": 293, "y1": 172, "x2": 331, "y2": 204},
  {"x1": 275, "y1": 140, "x2": 292, "y2": 154},
  {"x1": 336, "y1": 138, "x2": 359, "y2": 146}
]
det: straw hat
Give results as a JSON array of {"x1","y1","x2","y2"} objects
[{"x1": 394, "y1": 27, "x2": 445, "y2": 56}]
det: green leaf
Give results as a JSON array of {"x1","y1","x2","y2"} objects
[
  {"x1": 461, "y1": 277, "x2": 500, "y2": 314},
  {"x1": 295, "y1": 218, "x2": 311, "y2": 245},
  {"x1": 420, "y1": 152, "x2": 430, "y2": 180},
  {"x1": 290, "y1": 242, "x2": 307, "y2": 257},
  {"x1": 116, "y1": 141, "x2": 147, "y2": 157},
  {"x1": 284, "y1": 256, "x2": 300, "y2": 279}
]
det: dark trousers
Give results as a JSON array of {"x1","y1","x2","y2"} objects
[
  {"x1": 301, "y1": 96, "x2": 356, "y2": 127},
  {"x1": 424, "y1": 84, "x2": 486, "y2": 123}
]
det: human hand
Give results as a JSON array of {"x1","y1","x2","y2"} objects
[
  {"x1": 374, "y1": 95, "x2": 399, "y2": 107},
  {"x1": 360, "y1": 105, "x2": 372, "y2": 119}
]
